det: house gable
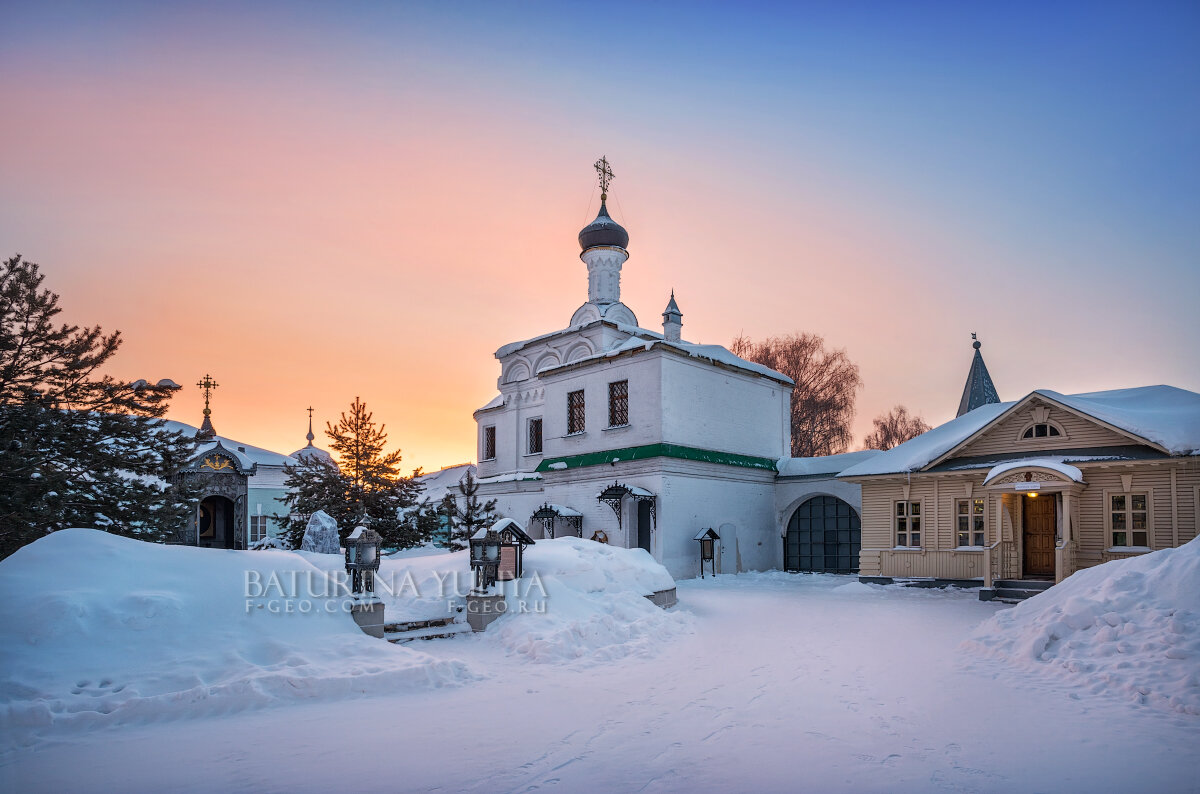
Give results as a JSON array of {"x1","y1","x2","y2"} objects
[{"x1": 930, "y1": 394, "x2": 1165, "y2": 469}]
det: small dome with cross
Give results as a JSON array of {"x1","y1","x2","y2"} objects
[{"x1": 578, "y1": 201, "x2": 629, "y2": 252}]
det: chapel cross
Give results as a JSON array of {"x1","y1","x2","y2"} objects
[
  {"x1": 197, "y1": 374, "x2": 219, "y2": 417},
  {"x1": 594, "y1": 155, "x2": 614, "y2": 200}
]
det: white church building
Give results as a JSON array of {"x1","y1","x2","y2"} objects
[{"x1": 473, "y1": 161, "x2": 875, "y2": 579}]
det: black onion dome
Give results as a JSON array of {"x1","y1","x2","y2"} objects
[{"x1": 578, "y1": 201, "x2": 629, "y2": 251}]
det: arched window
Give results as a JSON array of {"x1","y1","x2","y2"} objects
[{"x1": 1021, "y1": 422, "x2": 1063, "y2": 439}]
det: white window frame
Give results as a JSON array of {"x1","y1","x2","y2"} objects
[
  {"x1": 248, "y1": 515, "x2": 268, "y2": 544},
  {"x1": 894, "y1": 500, "x2": 922, "y2": 548},
  {"x1": 1105, "y1": 490, "x2": 1151, "y2": 550},
  {"x1": 956, "y1": 497, "x2": 986, "y2": 548}
]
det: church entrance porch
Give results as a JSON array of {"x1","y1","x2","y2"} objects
[{"x1": 198, "y1": 495, "x2": 236, "y2": 549}]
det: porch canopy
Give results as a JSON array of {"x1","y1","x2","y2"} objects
[
  {"x1": 597, "y1": 482, "x2": 657, "y2": 531},
  {"x1": 982, "y1": 457, "x2": 1084, "y2": 487},
  {"x1": 531, "y1": 503, "x2": 583, "y2": 539}
]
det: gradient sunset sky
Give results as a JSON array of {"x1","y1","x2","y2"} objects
[{"x1": 3, "y1": 1, "x2": 1197, "y2": 473}]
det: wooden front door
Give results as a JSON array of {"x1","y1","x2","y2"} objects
[{"x1": 1023, "y1": 495, "x2": 1056, "y2": 577}]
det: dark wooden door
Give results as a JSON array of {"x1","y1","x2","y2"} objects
[
  {"x1": 637, "y1": 500, "x2": 652, "y2": 553},
  {"x1": 1023, "y1": 495, "x2": 1056, "y2": 577}
]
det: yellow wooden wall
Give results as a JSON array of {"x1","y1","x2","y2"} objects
[{"x1": 856, "y1": 460, "x2": 1199, "y2": 579}]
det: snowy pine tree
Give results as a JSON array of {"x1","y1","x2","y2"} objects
[
  {"x1": 277, "y1": 397, "x2": 425, "y2": 550},
  {"x1": 0, "y1": 255, "x2": 195, "y2": 559}
]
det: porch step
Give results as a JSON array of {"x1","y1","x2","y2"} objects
[
  {"x1": 383, "y1": 616, "x2": 458, "y2": 633},
  {"x1": 981, "y1": 579, "x2": 1055, "y2": 603},
  {"x1": 385, "y1": 622, "x2": 472, "y2": 643},
  {"x1": 383, "y1": 616, "x2": 470, "y2": 644}
]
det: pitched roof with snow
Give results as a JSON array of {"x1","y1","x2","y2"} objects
[
  {"x1": 550, "y1": 334, "x2": 793, "y2": 385},
  {"x1": 415, "y1": 463, "x2": 476, "y2": 503},
  {"x1": 164, "y1": 420, "x2": 298, "y2": 468},
  {"x1": 777, "y1": 450, "x2": 882, "y2": 478},
  {"x1": 839, "y1": 385, "x2": 1200, "y2": 478}
]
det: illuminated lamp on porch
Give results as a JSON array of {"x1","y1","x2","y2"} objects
[{"x1": 693, "y1": 527, "x2": 720, "y2": 578}]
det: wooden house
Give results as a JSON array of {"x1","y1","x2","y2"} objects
[{"x1": 840, "y1": 384, "x2": 1200, "y2": 593}]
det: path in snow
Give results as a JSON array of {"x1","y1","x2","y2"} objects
[{"x1": 3, "y1": 573, "x2": 1197, "y2": 793}]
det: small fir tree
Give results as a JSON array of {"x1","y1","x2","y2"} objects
[
  {"x1": 0, "y1": 255, "x2": 195, "y2": 559},
  {"x1": 278, "y1": 397, "x2": 424, "y2": 550},
  {"x1": 448, "y1": 470, "x2": 495, "y2": 551},
  {"x1": 437, "y1": 492, "x2": 460, "y2": 549}
]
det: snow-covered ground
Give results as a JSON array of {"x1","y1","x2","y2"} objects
[{"x1": 2, "y1": 535, "x2": 1198, "y2": 792}]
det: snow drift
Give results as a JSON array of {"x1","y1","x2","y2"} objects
[
  {"x1": 0, "y1": 530, "x2": 474, "y2": 740},
  {"x1": 486, "y1": 537, "x2": 692, "y2": 664},
  {"x1": 962, "y1": 537, "x2": 1200, "y2": 714}
]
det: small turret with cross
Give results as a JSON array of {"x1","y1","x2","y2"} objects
[{"x1": 195, "y1": 374, "x2": 219, "y2": 441}]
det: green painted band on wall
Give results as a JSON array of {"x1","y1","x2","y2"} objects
[{"x1": 535, "y1": 443, "x2": 778, "y2": 473}]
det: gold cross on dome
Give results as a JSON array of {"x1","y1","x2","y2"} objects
[
  {"x1": 196, "y1": 374, "x2": 219, "y2": 416},
  {"x1": 594, "y1": 156, "x2": 613, "y2": 200}
]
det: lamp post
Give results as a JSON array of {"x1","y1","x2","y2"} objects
[
  {"x1": 344, "y1": 524, "x2": 385, "y2": 638},
  {"x1": 469, "y1": 528, "x2": 502, "y2": 594},
  {"x1": 694, "y1": 528, "x2": 720, "y2": 578}
]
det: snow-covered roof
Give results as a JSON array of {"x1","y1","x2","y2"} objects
[
  {"x1": 164, "y1": 420, "x2": 299, "y2": 468},
  {"x1": 476, "y1": 394, "x2": 505, "y2": 413},
  {"x1": 839, "y1": 402, "x2": 1012, "y2": 477},
  {"x1": 983, "y1": 458, "x2": 1084, "y2": 485},
  {"x1": 476, "y1": 471, "x2": 542, "y2": 485},
  {"x1": 555, "y1": 334, "x2": 793, "y2": 385},
  {"x1": 839, "y1": 385, "x2": 1200, "y2": 478},
  {"x1": 545, "y1": 503, "x2": 582, "y2": 517},
  {"x1": 693, "y1": 527, "x2": 720, "y2": 540},
  {"x1": 190, "y1": 440, "x2": 257, "y2": 473},
  {"x1": 777, "y1": 450, "x2": 882, "y2": 478},
  {"x1": 415, "y1": 463, "x2": 476, "y2": 503},
  {"x1": 291, "y1": 444, "x2": 335, "y2": 466},
  {"x1": 1040, "y1": 386, "x2": 1200, "y2": 455}
]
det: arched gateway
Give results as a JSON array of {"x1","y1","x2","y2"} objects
[{"x1": 784, "y1": 495, "x2": 861, "y2": 574}]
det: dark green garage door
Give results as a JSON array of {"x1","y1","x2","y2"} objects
[{"x1": 785, "y1": 495, "x2": 861, "y2": 573}]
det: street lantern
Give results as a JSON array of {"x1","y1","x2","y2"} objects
[
  {"x1": 345, "y1": 525, "x2": 383, "y2": 599},
  {"x1": 470, "y1": 527, "x2": 502, "y2": 593},
  {"x1": 694, "y1": 528, "x2": 720, "y2": 578}
]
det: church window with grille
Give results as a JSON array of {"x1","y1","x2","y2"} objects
[
  {"x1": 527, "y1": 417, "x2": 543, "y2": 455},
  {"x1": 567, "y1": 390, "x2": 585, "y2": 434},
  {"x1": 482, "y1": 426, "x2": 496, "y2": 461},
  {"x1": 608, "y1": 380, "x2": 629, "y2": 427}
]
